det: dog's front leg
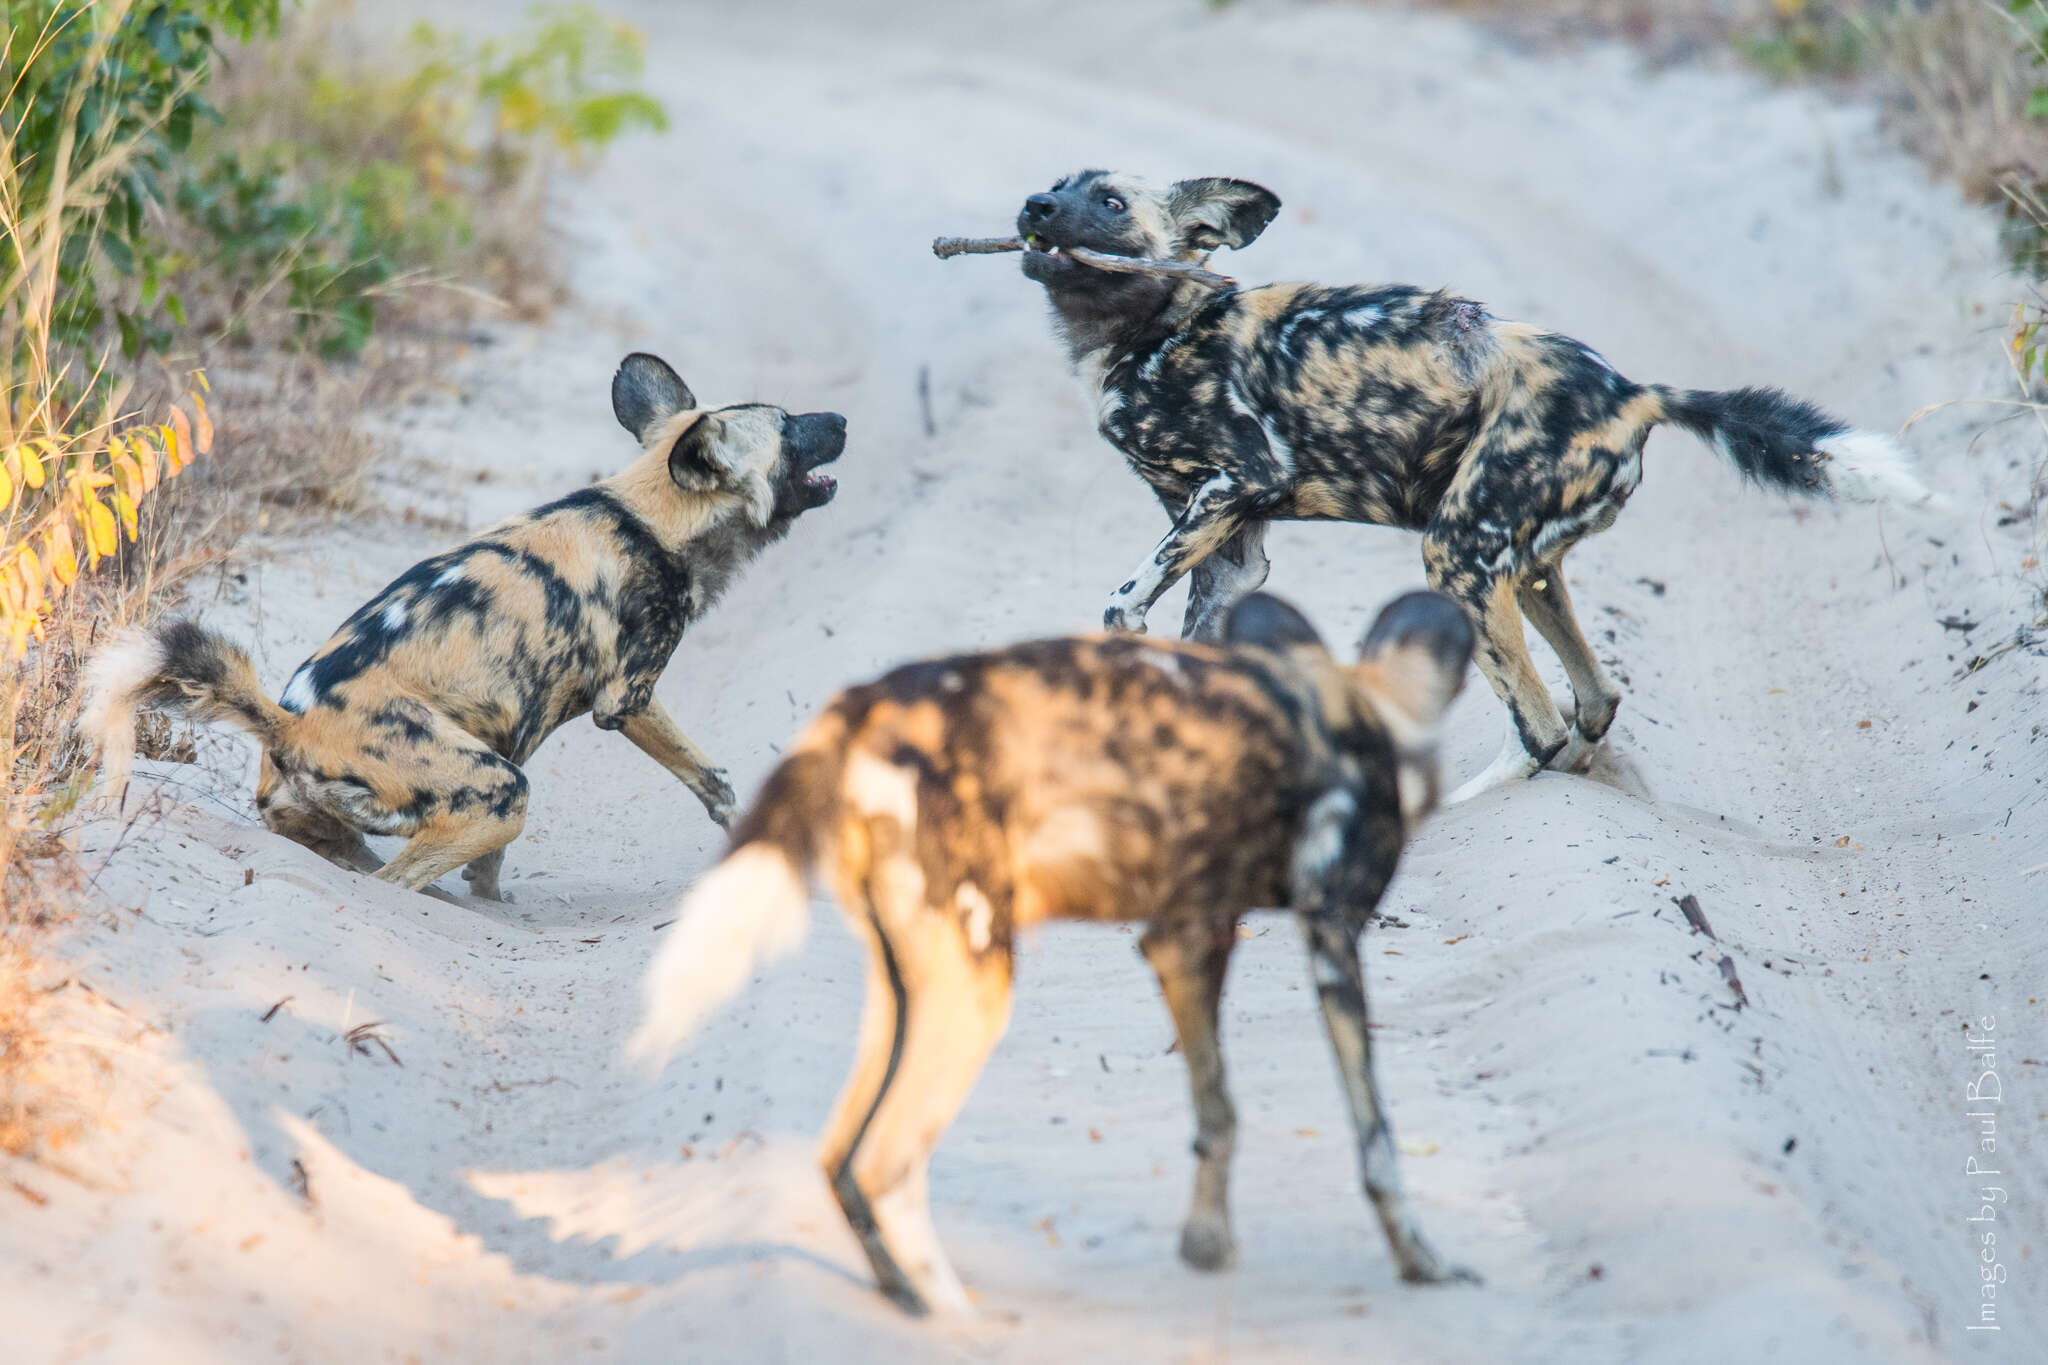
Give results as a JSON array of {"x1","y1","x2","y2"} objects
[
  {"x1": 1104, "y1": 474, "x2": 1254, "y2": 635},
  {"x1": 617, "y1": 698, "x2": 738, "y2": 830}
]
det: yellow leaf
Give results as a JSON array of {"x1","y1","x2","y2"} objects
[
  {"x1": 19, "y1": 438, "x2": 50, "y2": 489},
  {"x1": 114, "y1": 489, "x2": 139, "y2": 540},
  {"x1": 0, "y1": 461, "x2": 11, "y2": 509},
  {"x1": 85, "y1": 497, "x2": 118, "y2": 560},
  {"x1": 168, "y1": 408, "x2": 193, "y2": 472},
  {"x1": 192, "y1": 393, "x2": 214, "y2": 455},
  {"x1": 16, "y1": 545, "x2": 43, "y2": 608},
  {"x1": 193, "y1": 369, "x2": 210, "y2": 394},
  {"x1": 46, "y1": 523, "x2": 76, "y2": 584},
  {"x1": 113, "y1": 447, "x2": 145, "y2": 503},
  {"x1": 143, "y1": 428, "x2": 172, "y2": 491}
]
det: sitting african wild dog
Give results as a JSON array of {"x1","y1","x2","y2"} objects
[
  {"x1": 80, "y1": 353, "x2": 845, "y2": 898},
  {"x1": 1010, "y1": 171, "x2": 1941, "y2": 800},
  {"x1": 628, "y1": 588, "x2": 1479, "y2": 1316}
]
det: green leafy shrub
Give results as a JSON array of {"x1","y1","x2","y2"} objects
[
  {"x1": 182, "y1": 3, "x2": 668, "y2": 355},
  {"x1": 2, "y1": 1, "x2": 282, "y2": 365},
  {"x1": 4, "y1": 2, "x2": 667, "y2": 369}
]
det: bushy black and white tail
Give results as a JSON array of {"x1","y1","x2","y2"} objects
[
  {"x1": 1651, "y1": 384, "x2": 1942, "y2": 509},
  {"x1": 78, "y1": 620, "x2": 290, "y2": 809},
  {"x1": 625, "y1": 746, "x2": 843, "y2": 1069}
]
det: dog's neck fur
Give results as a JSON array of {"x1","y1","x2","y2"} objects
[
  {"x1": 1046, "y1": 277, "x2": 1215, "y2": 368},
  {"x1": 601, "y1": 445, "x2": 798, "y2": 621},
  {"x1": 604, "y1": 446, "x2": 733, "y2": 552}
]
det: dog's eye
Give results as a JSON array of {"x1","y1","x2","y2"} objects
[{"x1": 1104, "y1": 196, "x2": 1126, "y2": 213}]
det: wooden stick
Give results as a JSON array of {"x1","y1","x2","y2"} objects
[
  {"x1": 1672, "y1": 893, "x2": 1717, "y2": 941},
  {"x1": 932, "y1": 235, "x2": 1236, "y2": 290},
  {"x1": 1716, "y1": 954, "x2": 1750, "y2": 1010},
  {"x1": 931, "y1": 236, "x2": 1025, "y2": 258}
]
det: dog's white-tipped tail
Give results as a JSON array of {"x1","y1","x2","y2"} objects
[
  {"x1": 626, "y1": 842, "x2": 812, "y2": 1071},
  {"x1": 77, "y1": 627, "x2": 169, "y2": 811},
  {"x1": 1817, "y1": 429, "x2": 1950, "y2": 511}
]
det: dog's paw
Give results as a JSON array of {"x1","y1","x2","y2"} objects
[
  {"x1": 699, "y1": 769, "x2": 738, "y2": 830},
  {"x1": 1551, "y1": 732, "x2": 1599, "y2": 774},
  {"x1": 1402, "y1": 1257, "x2": 1483, "y2": 1287},
  {"x1": 1102, "y1": 604, "x2": 1148, "y2": 635},
  {"x1": 1394, "y1": 1231, "x2": 1483, "y2": 1286},
  {"x1": 1178, "y1": 1217, "x2": 1238, "y2": 1272}
]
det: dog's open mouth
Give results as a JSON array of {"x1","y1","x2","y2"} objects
[
  {"x1": 1022, "y1": 233, "x2": 1086, "y2": 265},
  {"x1": 798, "y1": 439, "x2": 843, "y2": 507}
]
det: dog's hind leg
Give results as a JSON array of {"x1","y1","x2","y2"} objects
[
  {"x1": 619, "y1": 699, "x2": 738, "y2": 829},
  {"x1": 376, "y1": 799, "x2": 527, "y2": 894},
  {"x1": 1181, "y1": 521, "x2": 1271, "y2": 642},
  {"x1": 1425, "y1": 564, "x2": 1570, "y2": 802},
  {"x1": 368, "y1": 738, "x2": 529, "y2": 894},
  {"x1": 462, "y1": 848, "x2": 507, "y2": 901},
  {"x1": 256, "y1": 756, "x2": 382, "y2": 873},
  {"x1": 828, "y1": 878, "x2": 1013, "y2": 1317},
  {"x1": 817, "y1": 893, "x2": 915, "y2": 1304},
  {"x1": 1517, "y1": 570, "x2": 1621, "y2": 772},
  {"x1": 1140, "y1": 913, "x2": 1242, "y2": 1270}
]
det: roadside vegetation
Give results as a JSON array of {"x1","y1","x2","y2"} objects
[{"x1": 1, "y1": 0, "x2": 663, "y2": 1160}]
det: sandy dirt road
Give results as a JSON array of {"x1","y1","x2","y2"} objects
[{"x1": 7, "y1": 2, "x2": 2043, "y2": 1361}]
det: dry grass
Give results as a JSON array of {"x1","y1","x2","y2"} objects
[{"x1": 1400, "y1": 0, "x2": 1770, "y2": 55}]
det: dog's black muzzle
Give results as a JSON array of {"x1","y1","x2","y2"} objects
[
  {"x1": 1017, "y1": 194, "x2": 1126, "y2": 287},
  {"x1": 782, "y1": 411, "x2": 846, "y2": 514}
]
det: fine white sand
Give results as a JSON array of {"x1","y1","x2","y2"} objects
[{"x1": 9, "y1": 2, "x2": 2042, "y2": 1360}]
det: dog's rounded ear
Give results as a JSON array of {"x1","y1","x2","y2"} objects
[
  {"x1": 1357, "y1": 590, "x2": 1474, "y2": 725},
  {"x1": 1225, "y1": 592, "x2": 1325, "y2": 651},
  {"x1": 613, "y1": 353, "x2": 698, "y2": 444},
  {"x1": 666, "y1": 416, "x2": 722, "y2": 491},
  {"x1": 1167, "y1": 178, "x2": 1282, "y2": 253}
]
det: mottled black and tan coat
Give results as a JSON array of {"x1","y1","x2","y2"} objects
[
  {"x1": 1009, "y1": 170, "x2": 1939, "y2": 799},
  {"x1": 81, "y1": 354, "x2": 845, "y2": 897},
  {"x1": 629, "y1": 589, "x2": 1478, "y2": 1317}
]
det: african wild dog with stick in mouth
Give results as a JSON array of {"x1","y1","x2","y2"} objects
[
  {"x1": 629, "y1": 588, "x2": 1478, "y2": 1316},
  {"x1": 81, "y1": 354, "x2": 845, "y2": 897},
  {"x1": 1005, "y1": 171, "x2": 1940, "y2": 800}
]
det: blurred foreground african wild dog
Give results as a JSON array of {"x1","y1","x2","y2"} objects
[
  {"x1": 629, "y1": 588, "x2": 1479, "y2": 1316},
  {"x1": 80, "y1": 354, "x2": 845, "y2": 897},
  {"x1": 1009, "y1": 170, "x2": 1944, "y2": 802}
]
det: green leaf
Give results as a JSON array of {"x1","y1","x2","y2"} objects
[
  {"x1": 147, "y1": 6, "x2": 180, "y2": 65},
  {"x1": 164, "y1": 292, "x2": 187, "y2": 326},
  {"x1": 2028, "y1": 86, "x2": 2048, "y2": 121},
  {"x1": 101, "y1": 231, "x2": 134, "y2": 276},
  {"x1": 166, "y1": 100, "x2": 193, "y2": 152}
]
